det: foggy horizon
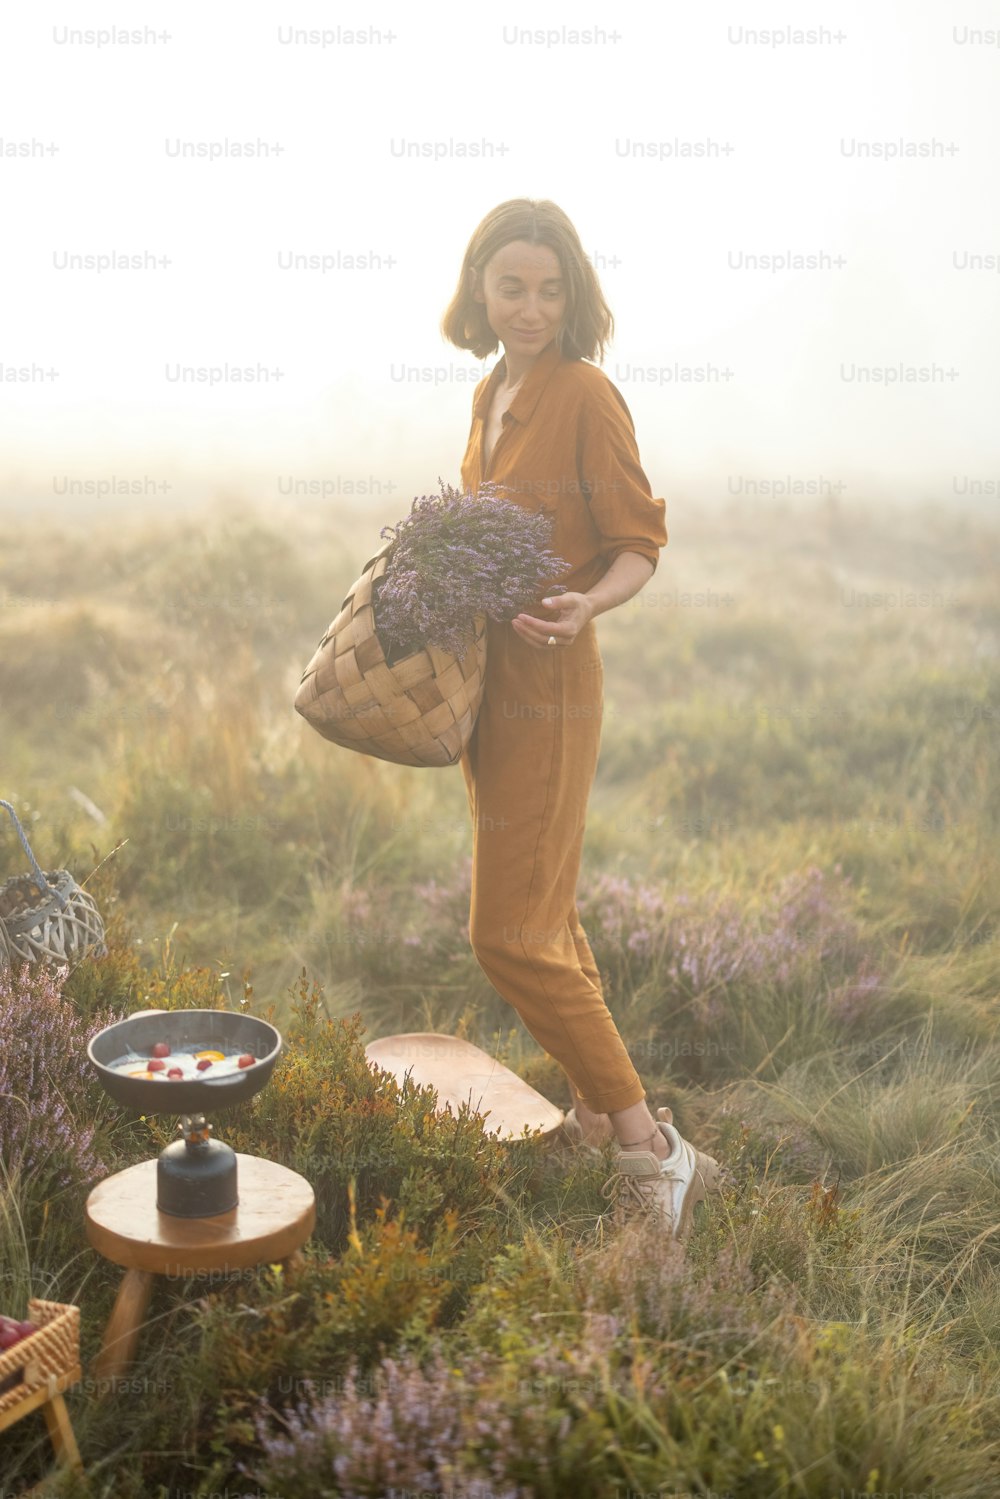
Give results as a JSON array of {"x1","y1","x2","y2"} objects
[{"x1": 3, "y1": 0, "x2": 998, "y2": 522}]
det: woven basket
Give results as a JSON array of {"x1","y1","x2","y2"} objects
[
  {"x1": 0, "y1": 800, "x2": 107, "y2": 970},
  {"x1": 294, "y1": 540, "x2": 487, "y2": 768},
  {"x1": 0, "y1": 1300, "x2": 80, "y2": 1417}
]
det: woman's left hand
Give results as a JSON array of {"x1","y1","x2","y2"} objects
[{"x1": 511, "y1": 592, "x2": 596, "y2": 649}]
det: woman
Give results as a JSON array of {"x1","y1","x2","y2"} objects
[{"x1": 441, "y1": 199, "x2": 721, "y2": 1241}]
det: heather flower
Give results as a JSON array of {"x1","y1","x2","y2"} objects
[
  {"x1": 582, "y1": 1224, "x2": 794, "y2": 1370},
  {"x1": 241, "y1": 1347, "x2": 533, "y2": 1497},
  {"x1": 241, "y1": 1312, "x2": 666, "y2": 1497},
  {"x1": 375, "y1": 479, "x2": 571, "y2": 658},
  {"x1": 578, "y1": 864, "x2": 879, "y2": 1016},
  {"x1": 826, "y1": 958, "x2": 885, "y2": 1026},
  {"x1": 240, "y1": 1277, "x2": 794, "y2": 1495},
  {"x1": 413, "y1": 857, "x2": 473, "y2": 949},
  {"x1": 0, "y1": 961, "x2": 124, "y2": 1190},
  {"x1": 339, "y1": 880, "x2": 372, "y2": 926}
]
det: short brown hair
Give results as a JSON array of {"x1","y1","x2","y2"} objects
[{"x1": 441, "y1": 199, "x2": 614, "y2": 363}]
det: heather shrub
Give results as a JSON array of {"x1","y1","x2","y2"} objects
[
  {"x1": 217, "y1": 976, "x2": 530, "y2": 1277},
  {"x1": 406, "y1": 856, "x2": 474, "y2": 960},
  {"x1": 448, "y1": 1233, "x2": 587, "y2": 1365},
  {"x1": 0, "y1": 961, "x2": 124, "y2": 1197},
  {"x1": 452, "y1": 1217, "x2": 800, "y2": 1389},
  {"x1": 241, "y1": 1219, "x2": 998, "y2": 1499},
  {"x1": 241, "y1": 1345, "x2": 538, "y2": 1499},
  {"x1": 240, "y1": 1331, "x2": 662, "y2": 1499},
  {"x1": 582, "y1": 1219, "x2": 797, "y2": 1372},
  {"x1": 236, "y1": 1269, "x2": 638, "y2": 1498},
  {"x1": 578, "y1": 863, "x2": 874, "y2": 1004},
  {"x1": 576, "y1": 863, "x2": 891, "y2": 1083},
  {"x1": 181, "y1": 1197, "x2": 466, "y2": 1448}
]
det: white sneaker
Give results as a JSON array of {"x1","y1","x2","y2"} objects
[{"x1": 600, "y1": 1107, "x2": 722, "y2": 1241}]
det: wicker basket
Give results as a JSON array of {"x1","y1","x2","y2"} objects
[
  {"x1": 294, "y1": 540, "x2": 487, "y2": 768},
  {"x1": 0, "y1": 1300, "x2": 80, "y2": 1418},
  {"x1": 0, "y1": 800, "x2": 107, "y2": 970}
]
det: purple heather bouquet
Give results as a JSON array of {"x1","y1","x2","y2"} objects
[{"x1": 373, "y1": 480, "x2": 571, "y2": 660}]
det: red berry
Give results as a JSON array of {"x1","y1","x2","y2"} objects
[
  {"x1": 196, "y1": 1058, "x2": 213, "y2": 1071},
  {"x1": 151, "y1": 1042, "x2": 170, "y2": 1058},
  {"x1": 237, "y1": 1054, "x2": 255, "y2": 1068},
  {"x1": 147, "y1": 1058, "x2": 166, "y2": 1072},
  {"x1": 15, "y1": 1321, "x2": 36, "y2": 1339},
  {"x1": 0, "y1": 1327, "x2": 19, "y2": 1350},
  {"x1": 167, "y1": 1067, "x2": 184, "y2": 1079}
]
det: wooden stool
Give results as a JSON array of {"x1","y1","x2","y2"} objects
[{"x1": 85, "y1": 1155, "x2": 315, "y2": 1380}]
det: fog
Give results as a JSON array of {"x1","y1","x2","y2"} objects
[{"x1": 3, "y1": 0, "x2": 998, "y2": 520}]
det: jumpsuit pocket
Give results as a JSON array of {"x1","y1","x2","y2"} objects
[{"x1": 570, "y1": 660, "x2": 603, "y2": 696}]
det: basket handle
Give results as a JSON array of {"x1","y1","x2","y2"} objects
[{"x1": 0, "y1": 799, "x2": 67, "y2": 905}]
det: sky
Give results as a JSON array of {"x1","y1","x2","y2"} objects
[{"x1": 2, "y1": 0, "x2": 999, "y2": 519}]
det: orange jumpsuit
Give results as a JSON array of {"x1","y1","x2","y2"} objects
[{"x1": 458, "y1": 341, "x2": 667, "y2": 1113}]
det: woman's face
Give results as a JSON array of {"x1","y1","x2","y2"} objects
[{"x1": 472, "y1": 239, "x2": 566, "y2": 359}]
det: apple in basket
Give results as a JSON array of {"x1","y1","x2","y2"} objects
[
  {"x1": 0, "y1": 1314, "x2": 38, "y2": 1395},
  {"x1": 0, "y1": 1315, "x2": 36, "y2": 1349}
]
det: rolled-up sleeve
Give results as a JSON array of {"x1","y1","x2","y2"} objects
[{"x1": 577, "y1": 377, "x2": 667, "y2": 572}]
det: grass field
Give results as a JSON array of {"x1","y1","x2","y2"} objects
[{"x1": 1, "y1": 492, "x2": 998, "y2": 1497}]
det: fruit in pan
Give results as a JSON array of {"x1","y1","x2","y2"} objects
[
  {"x1": 151, "y1": 1042, "x2": 170, "y2": 1058},
  {"x1": 114, "y1": 1045, "x2": 266, "y2": 1079}
]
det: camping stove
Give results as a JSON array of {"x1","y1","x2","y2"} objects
[{"x1": 87, "y1": 1008, "x2": 282, "y2": 1219}]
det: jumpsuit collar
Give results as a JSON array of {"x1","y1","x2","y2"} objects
[{"x1": 473, "y1": 340, "x2": 569, "y2": 427}]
